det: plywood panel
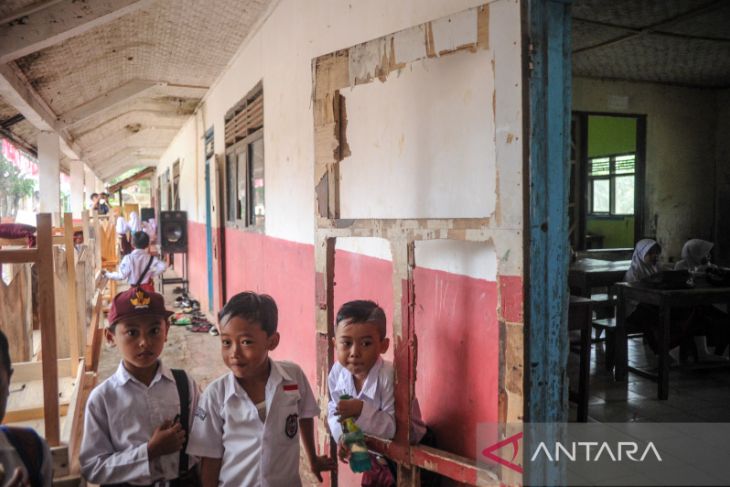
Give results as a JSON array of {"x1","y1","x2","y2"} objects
[{"x1": 0, "y1": 264, "x2": 32, "y2": 362}]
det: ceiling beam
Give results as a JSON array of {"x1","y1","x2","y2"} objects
[
  {"x1": 107, "y1": 166, "x2": 156, "y2": 193},
  {"x1": 70, "y1": 109, "x2": 188, "y2": 139},
  {"x1": 60, "y1": 79, "x2": 208, "y2": 126},
  {"x1": 87, "y1": 145, "x2": 165, "y2": 167},
  {"x1": 0, "y1": 62, "x2": 82, "y2": 158},
  {"x1": 573, "y1": 0, "x2": 729, "y2": 54},
  {"x1": 0, "y1": 0, "x2": 155, "y2": 64},
  {"x1": 0, "y1": 113, "x2": 25, "y2": 129},
  {"x1": 98, "y1": 161, "x2": 156, "y2": 181},
  {"x1": 82, "y1": 126, "x2": 180, "y2": 154}
]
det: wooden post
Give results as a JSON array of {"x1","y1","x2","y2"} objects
[
  {"x1": 36, "y1": 213, "x2": 60, "y2": 446},
  {"x1": 64, "y1": 214, "x2": 81, "y2": 377}
]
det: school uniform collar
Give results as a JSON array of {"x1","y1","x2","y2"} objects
[
  {"x1": 223, "y1": 359, "x2": 294, "y2": 403},
  {"x1": 112, "y1": 359, "x2": 174, "y2": 387},
  {"x1": 335, "y1": 356, "x2": 383, "y2": 399}
]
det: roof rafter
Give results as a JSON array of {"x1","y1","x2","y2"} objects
[
  {"x1": 0, "y1": 62, "x2": 82, "y2": 160},
  {"x1": 0, "y1": 0, "x2": 155, "y2": 64},
  {"x1": 60, "y1": 79, "x2": 208, "y2": 126}
]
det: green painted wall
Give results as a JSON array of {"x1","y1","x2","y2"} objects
[
  {"x1": 588, "y1": 116, "x2": 636, "y2": 157},
  {"x1": 586, "y1": 216, "x2": 635, "y2": 248},
  {"x1": 586, "y1": 115, "x2": 637, "y2": 248}
]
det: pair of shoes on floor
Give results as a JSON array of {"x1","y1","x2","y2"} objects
[{"x1": 187, "y1": 322, "x2": 212, "y2": 333}]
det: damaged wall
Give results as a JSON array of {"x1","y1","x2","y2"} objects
[
  {"x1": 156, "y1": 0, "x2": 524, "y2": 481},
  {"x1": 573, "y1": 77, "x2": 717, "y2": 260}
]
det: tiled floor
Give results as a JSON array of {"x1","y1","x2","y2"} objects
[{"x1": 568, "y1": 334, "x2": 730, "y2": 423}]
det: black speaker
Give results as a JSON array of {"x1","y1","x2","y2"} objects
[
  {"x1": 140, "y1": 207, "x2": 155, "y2": 222},
  {"x1": 159, "y1": 211, "x2": 187, "y2": 254}
]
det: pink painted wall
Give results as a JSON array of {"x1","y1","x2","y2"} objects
[{"x1": 182, "y1": 229, "x2": 502, "y2": 485}]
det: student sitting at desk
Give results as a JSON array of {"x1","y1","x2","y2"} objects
[
  {"x1": 675, "y1": 239, "x2": 729, "y2": 360},
  {"x1": 624, "y1": 239, "x2": 694, "y2": 364}
]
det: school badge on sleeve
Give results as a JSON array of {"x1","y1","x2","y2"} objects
[{"x1": 285, "y1": 414, "x2": 299, "y2": 438}]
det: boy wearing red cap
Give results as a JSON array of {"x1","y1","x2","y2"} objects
[{"x1": 80, "y1": 287, "x2": 200, "y2": 486}]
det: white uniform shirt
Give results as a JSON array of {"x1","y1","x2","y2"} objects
[
  {"x1": 0, "y1": 428, "x2": 53, "y2": 487},
  {"x1": 327, "y1": 357, "x2": 426, "y2": 444},
  {"x1": 106, "y1": 249, "x2": 167, "y2": 285},
  {"x1": 116, "y1": 215, "x2": 129, "y2": 235},
  {"x1": 79, "y1": 361, "x2": 199, "y2": 486},
  {"x1": 187, "y1": 360, "x2": 319, "y2": 487}
]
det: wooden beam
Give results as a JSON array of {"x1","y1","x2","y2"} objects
[
  {"x1": 64, "y1": 214, "x2": 81, "y2": 378},
  {"x1": 2, "y1": 403, "x2": 69, "y2": 424},
  {"x1": 0, "y1": 0, "x2": 64, "y2": 25},
  {"x1": 107, "y1": 167, "x2": 156, "y2": 193},
  {"x1": 0, "y1": 63, "x2": 82, "y2": 158},
  {"x1": 0, "y1": 0, "x2": 155, "y2": 64},
  {"x1": 0, "y1": 113, "x2": 25, "y2": 129},
  {"x1": 60, "y1": 80, "x2": 208, "y2": 126},
  {"x1": 11, "y1": 358, "x2": 72, "y2": 382},
  {"x1": 36, "y1": 213, "x2": 61, "y2": 445},
  {"x1": 0, "y1": 248, "x2": 38, "y2": 264}
]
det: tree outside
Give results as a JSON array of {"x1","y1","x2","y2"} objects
[{"x1": 0, "y1": 152, "x2": 35, "y2": 220}]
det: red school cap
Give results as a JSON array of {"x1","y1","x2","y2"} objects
[{"x1": 107, "y1": 286, "x2": 173, "y2": 326}]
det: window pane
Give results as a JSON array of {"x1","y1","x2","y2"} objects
[
  {"x1": 590, "y1": 157, "x2": 610, "y2": 176},
  {"x1": 249, "y1": 138, "x2": 265, "y2": 227},
  {"x1": 226, "y1": 154, "x2": 237, "y2": 221},
  {"x1": 614, "y1": 175, "x2": 634, "y2": 214},
  {"x1": 237, "y1": 152, "x2": 246, "y2": 222},
  {"x1": 615, "y1": 154, "x2": 635, "y2": 174},
  {"x1": 592, "y1": 179, "x2": 610, "y2": 213}
]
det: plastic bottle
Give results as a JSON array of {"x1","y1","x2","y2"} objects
[{"x1": 339, "y1": 394, "x2": 372, "y2": 473}]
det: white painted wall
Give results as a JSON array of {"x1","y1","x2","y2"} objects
[
  {"x1": 158, "y1": 0, "x2": 523, "y2": 278},
  {"x1": 573, "y1": 77, "x2": 717, "y2": 260},
  {"x1": 341, "y1": 49, "x2": 495, "y2": 219}
]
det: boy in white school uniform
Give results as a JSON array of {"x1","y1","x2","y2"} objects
[
  {"x1": 186, "y1": 292, "x2": 336, "y2": 486},
  {"x1": 328, "y1": 300, "x2": 432, "y2": 483},
  {"x1": 79, "y1": 287, "x2": 199, "y2": 486},
  {"x1": 104, "y1": 231, "x2": 166, "y2": 293}
]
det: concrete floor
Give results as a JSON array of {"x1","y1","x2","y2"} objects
[{"x1": 568, "y1": 334, "x2": 730, "y2": 422}]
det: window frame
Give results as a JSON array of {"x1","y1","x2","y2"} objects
[
  {"x1": 223, "y1": 82, "x2": 264, "y2": 232},
  {"x1": 224, "y1": 128, "x2": 264, "y2": 231},
  {"x1": 587, "y1": 152, "x2": 636, "y2": 217}
]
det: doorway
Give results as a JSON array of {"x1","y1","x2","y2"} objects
[{"x1": 570, "y1": 112, "x2": 646, "y2": 251}]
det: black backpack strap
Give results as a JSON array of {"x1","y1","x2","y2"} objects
[
  {"x1": 171, "y1": 368, "x2": 191, "y2": 473},
  {"x1": 1, "y1": 425, "x2": 44, "y2": 487},
  {"x1": 135, "y1": 255, "x2": 155, "y2": 287}
]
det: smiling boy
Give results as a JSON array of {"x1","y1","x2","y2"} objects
[
  {"x1": 79, "y1": 287, "x2": 199, "y2": 486},
  {"x1": 327, "y1": 301, "x2": 427, "y2": 459},
  {"x1": 186, "y1": 291, "x2": 335, "y2": 486}
]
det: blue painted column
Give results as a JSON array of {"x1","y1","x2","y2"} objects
[{"x1": 525, "y1": 0, "x2": 572, "y2": 485}]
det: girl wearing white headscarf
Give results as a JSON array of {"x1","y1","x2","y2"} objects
[
  {"x1": 624, "y1": 238, "x2": 661, "y2": 282},
  {"x1": 675, "y1": 239, "x2": 713, "y2": 271},
  {"x1": 127, "y1": 211, "x2": 142, "y2": 233},
  {"x1": 624, "y1": 239, "x2": 694, "y2": 360},
  {"x1": 676, "y1": 239, "x2": 729, "y2": 359}
]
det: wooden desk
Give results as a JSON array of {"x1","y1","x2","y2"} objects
[
  {"x1": 569, "y1": 296, "x2": 593, "y2": 422},
  {"x1": 569, "y1": 259, "x2": 630, "y2": 297},
  {"x1": 615, "y1": 281, "x2": 730, "y2": 399}
]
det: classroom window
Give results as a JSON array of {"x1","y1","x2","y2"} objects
[
  {"x1": 588, "y1": 153, "x2": 635, "y2": 216},
  {"x1": 224, "y1": 82, "x2": 264, "y2": 229}
]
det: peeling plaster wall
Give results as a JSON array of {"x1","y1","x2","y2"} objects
[
  {"x1": 573, "y1": 77, "x2": 717, "y2": 261},
  {"x1": 340, "y1": 48, "x2": 495, "y2": 219},
  {"x1": 157, "y1": 1, "x2": 525, "y2": 470}
]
